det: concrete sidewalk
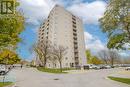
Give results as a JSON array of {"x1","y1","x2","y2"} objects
[{"x1": 109, "y1": 68, "x2": 130, "y2": 78}]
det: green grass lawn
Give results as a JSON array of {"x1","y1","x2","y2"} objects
[
  {"x1": 0, "y1": 82, "x2": 12, "y2": 87},
  {"x1": 108, "y1": 76, "x2": 130, "y2": 85},
  {"x1": 37, "y1": 67, "x2": 74, "y2": 74}
]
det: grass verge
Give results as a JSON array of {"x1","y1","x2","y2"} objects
[
  {"x1": 108, "y1": 76, "x2": 130, "y2": 85},
  {"x1": 37, "y1": 67, "x2": 74, "y2": 74},
  {"x1": 0, "y1": 82, "x2": 12, "y2": 87}
]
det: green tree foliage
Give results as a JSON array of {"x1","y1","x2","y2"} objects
[
  {"x1": 99, "y1": 0, "x2": 130, "y2": 50},
  {"x1": 86, "y1": 50, "x2": 92, "y2": 64},
  {"x1": 0, "y1": 0, "x2": 24, "y2": 49},
  {"x1": 0, "y1": 0, "x2": 24, "y2": 63},
  {"x1": 0, "y1": 49, "x2": 21, "y2": 64},
  {"x1": 86, "y1": 50, "x2": 102, "y2": 64},
  {"x1": 91, "y1": 56, "x2": 102, "y2": 65}
]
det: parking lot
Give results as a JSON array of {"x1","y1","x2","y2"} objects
[{"x1": 1, "y1": 67, "x2": 129, "y2": 87}]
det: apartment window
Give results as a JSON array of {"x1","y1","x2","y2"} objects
[
  {"x1": 66, "y1": 57, "x2": 68, "y2": 60},
  {"x1": 54, "y1": 64, "x2": 56, "y2": 67},
  {"x1": 46, "y1": 36, "x2": 48, "y2": 39},
  {"x1": 75, "y1": 62, "x2": 79, "y2": 65},
  {"x1": 70, "y1": 63, "x2": 74, "y2": 67},
  {"x1": 72, "y1": 63, "x2": 74, "y2": 67},
  {"x1": 49, "y1": 64, "x2": 50, "y2": 67}
]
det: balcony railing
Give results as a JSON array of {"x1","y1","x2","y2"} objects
[{"x1": 73, "y1": 32, "x2": 77, "y2": 36}]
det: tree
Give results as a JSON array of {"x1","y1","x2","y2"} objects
[
  {"x1": 91, "y1": 56, "x2": 102, "y2": 65},
  {"x1": 0, "y1": 0, "x2": 25, "y2": 50},
  {"x1": 48, "y1": 56, "x2": 57, "y2": 68},
  {"x1": 98, "y1": 50, "x2": 110, "y2": 64},
  {"x1": 109, "y1": 50, "x2": 119, "y2": 66},
  {"x1": 86, "y1": 50, "x2": 92, "y2": 64},
  {"x1": 98, "y1": 49, "x2": 120, "y2": 65},
  {"x1": 86, "y1": 50, "x2": 102, "y2": 64},
  {"x1": 52, "y1": 45, "x2": 67, "y2": 72},
  {"x1": 122, "y1": 58, "x2": 130, "y2": 64},
  {"x1": 33, "y1": 39, "x2": 51, "y2": 67},
  {"x1": 99, "y1": 0, "x2": 130, "y2": 50},
  {"x1": 0, "y1": 49, "x2": 21, "y2": 64}
]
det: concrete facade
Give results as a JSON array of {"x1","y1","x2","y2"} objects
[{"x1": 37, "y1": 5, "x2": 86, "y2": 68}]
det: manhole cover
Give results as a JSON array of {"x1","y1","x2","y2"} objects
[{"x1": 54, "y1": 78, "x2": 59, "y2": 80}]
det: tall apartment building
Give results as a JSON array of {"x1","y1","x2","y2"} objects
[{"x1": 37, "y1": 5, "x2": 86, "y2": 68}]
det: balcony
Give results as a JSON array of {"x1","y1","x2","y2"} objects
[
  {"x1": 72, "y1": 21, "x2": 76, "y2": 24},
  {"x1": 75, "y1": 61, "x2": 79, "y2": 66},
  {"x1": 74, "y1": 51, "x2": 78, "y2": 54},
  {"x1": 74, "y1": 45, "x2": 78, "y2": 48},
  {"x1": 73, "y1": 33, "x2": 77, "y2": 36},
  {"x1": 73, "y1": 37, "x2": 77, "y2": 40},
  {"x1": 74, "y1": 46, "x2": 78, "y2": 49},
  {"x1": 74, "y1": 41, "x2": 77, "y2": 44},
  {"x1": 73, "y1": 25, "x2": 76, "y2": 28},
  {"x1": 42, "y1": 33, "x2": 44, "y2": 35},
  {"x1": 42, "y1": 26, "x2": 44, "y2": 28},
  {"x1": 74, "y1": 52, "x2": 78, "y2": 56},
  {"x1": 73, "y1": 29, "x2": 77, "y2": 32},
  {"x1": 72, "y1": 17, "x2": 76, "y2": 21},
  {"x1": 74, "y1": 49, "x2": 78, "y2": 52}
]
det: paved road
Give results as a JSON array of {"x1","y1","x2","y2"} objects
[{"x1": 9, "y1": 67, "x2": 129, "y2": 87}]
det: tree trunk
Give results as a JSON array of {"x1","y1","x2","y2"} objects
[
  {"x1": 111, "y1": 58, "x2": 114, "y2": 66},
  {"x1": 43, "y1": 58, "x2": 46, "y2": 68},
  {"x1": 42, "y1": 55, "x2": 47, "y2": 68},
  {"x1": 59, "y1": 61, "x2": 62, "y2": 72}
]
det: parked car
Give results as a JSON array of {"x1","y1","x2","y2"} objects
[
  {"x1": 104, "y1": 65, "x2": 111, "y2": 69},
  {"x1": 125, "y1": 67, "x2": 130, "y2": 70},
  {"x1": 92, "y1": 65, "x2": 100, "y2": 70},
  {"x1": 99, "y1": 65, "x2": 111, "y2": 69},
  {"x1": 0, "y1": 65, "x2": 8, "y2": 75},
  {"x1": 87, "y1": 64, "x2": 95, "y2": 69},
  {"x1": 86, "y1": 64, "x2": 100, "y2": 70}
]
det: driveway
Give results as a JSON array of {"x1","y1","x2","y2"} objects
[{"x1": 8, "y1": 67, "x2": 129, "y2": 87}]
